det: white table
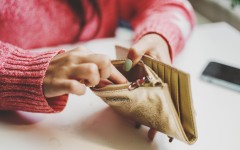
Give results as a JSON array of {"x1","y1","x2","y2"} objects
[{"x1": 0, "y1": 22, "x2": 240, "y2": 150}]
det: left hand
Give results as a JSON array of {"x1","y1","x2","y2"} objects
[{"x1": 127, "y1": 33, "x2": 171, "y2": 141}]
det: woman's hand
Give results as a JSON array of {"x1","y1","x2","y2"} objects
[
  {"x1": 128, "y1": 34, "x2": 171, "y2": 141},
  {"x1": 43, "y1": 46, "x2": 127, "y2": 98},
  {"x1": 127, "y1": 33, "x2": 171, "y2": 65}
]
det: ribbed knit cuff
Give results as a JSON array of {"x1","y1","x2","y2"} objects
[
  {"x1": 0, "y1": 42, "x2": 68, "y2": 113},
  {"x1": 134, "y1": 20, "x2": 184, "y2": 61}
]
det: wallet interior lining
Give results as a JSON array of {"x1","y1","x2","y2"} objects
[
  {"x1": 114, "y1": 63, "x2": 148, "y2": 82},
  {"x1": 164, "y1": 66, "x2": 172, "y2": 96}
]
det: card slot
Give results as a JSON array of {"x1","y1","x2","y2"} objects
[
  {"x1": 143, "y1": 58, "x2": 153, "y2": 70},
  {"x1": 171, "y1": 69, "x2": 180, "y2": 117},
  {"x1": 164, "y1": 66, "x2": 171, "y2": 92},
  {"x1": 157, "y1": 63, "x2": 165, "y2": 81},
  {"x1": 152, "y1": 63, "x2": 159, "y2": 76}
]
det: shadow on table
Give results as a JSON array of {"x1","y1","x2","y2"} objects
[
  {"x1": 0, "y1": 111, "x2": 40, "y2": 125},
  {"x1": 0, "y1": 111, "x2": 67, "y2": 149},
  {"x1": 74, "y1": 107, "x2": 160, "y2": 150}
]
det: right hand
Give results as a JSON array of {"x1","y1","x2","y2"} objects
[{"x1": 43, "y1": 46, "x2": 128, "y2": 98}]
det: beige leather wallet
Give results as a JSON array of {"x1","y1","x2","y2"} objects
[{"x1": 91, "y1": 55, "x2": 197, "y2": 145}]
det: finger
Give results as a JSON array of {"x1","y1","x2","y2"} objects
[
  {"x1": 81, "y1": 54, "x2": 128, "y2": 84},
  {"x1": 109, "y1": 64, "x2": 128, "y2": 84},
  {"x1": 148, "y1": 128, "x2": 157, "y2": 141},
  {"x1": 50, "y1": 79, "x2": 86, "y2": 97},
  {"x1": 52, "y1": 46, "x2": 91, "y2": 65},
  {"x1": 145, "y1": 51, "x2": 161, "y2": 60},
  {"x1": 81, "y1": 54, "x2": 111, "y2": 79},
  {"x1": 146, "y1": 50, "x2": 171, "y2": 65},
  {"x1": 128, "y1": 38, "x2": 154, "y2": 66},
  {"x1": 95, "y1": 79, "x2": 113, "y2": 88},
  {"x1": 69, "y1": 63, "x2": 100, "y2": 87},
  {"x1": 64, "y1": 80, "x2": 87, "y2": 95}
]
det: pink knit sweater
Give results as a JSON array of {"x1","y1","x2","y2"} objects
[{"x1": 0, "y1": 0, "x2": 195, "y2": 113}]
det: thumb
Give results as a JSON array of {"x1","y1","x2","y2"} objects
[{"x1": 127, "y1": 40, "x2": 150, "y2": 66}]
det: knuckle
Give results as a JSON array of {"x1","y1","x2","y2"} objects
[
  {"x1": 66, "y1": 53, "x2": 76, "y2": 63},
  {"x1": 76, "y1": 86, "x2": 86, "y2": 95},
  {"x1": 72, "y1": 46, "x2": 90, "y2": 54},
  {"x1": 100, "y1": 69, "x2": 110, "y2": 79},
  {"x1": 60, "y1": 66, "x2": 70, "y2": 73},
  {"x1": 89, "y1": 74, "x2": 100, "y2": 86},
  {"x1": 68, "y1": 82, "x2": 76, "y2": 92},
  {"x1": 87, "y1": 64, "x2": 98, "y2": 74},
  {"x1": 102, "y1": 55, "x2": 111, "y2": 66},
  {"x1": 74, "y1": 46, "x2": 85, "y2": 52},
  {"x1": 130, "y1": 47, "x2": 141, "y2": 56}
]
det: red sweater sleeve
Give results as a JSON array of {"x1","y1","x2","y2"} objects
[
  {"x1": 118, "y1": 0, "x2": 195, "y2": 59},
  {"x1": 0, "y1": 41, "x2": 68, "y2": 113}
]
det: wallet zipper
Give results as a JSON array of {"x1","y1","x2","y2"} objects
[
  {"x1": 93, "y1": 75, "x2": 162, "y2": 92},
  {"x1": 128, "y1": 75, "x2": 163, "y2": 90},
  {"x1": 128, "y1": 76, "x2": 152, "y2": 91},
  {"x1": 93, "y1": 60, "x2": 163, "y2": 92}
]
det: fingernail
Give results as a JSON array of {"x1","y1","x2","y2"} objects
[{"x1": 123, "y1": 59, "x2": 133, "y2": 72}]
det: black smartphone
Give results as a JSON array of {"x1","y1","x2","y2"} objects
[{"x1": 201, "y1": 61, "x2": 240, "y2": 92}]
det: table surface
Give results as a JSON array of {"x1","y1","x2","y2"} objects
[{"x1": 0, "y1": 22, "x2": 240, "y2": 150}]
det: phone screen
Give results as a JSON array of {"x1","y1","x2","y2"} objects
[{"x1": 201, "y1": 61, "x2": 240, "y2": 92}]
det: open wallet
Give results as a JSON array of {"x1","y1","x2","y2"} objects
[{"x1": 91, "y1": 49, "x2": 198, "y2": 144}]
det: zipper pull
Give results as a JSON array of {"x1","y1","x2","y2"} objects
[
  {"x1": 128, "y1": 76, "x2": 163, "y2": 91},
  {"x1": 128, "y1": 77, "x2": 146, "y2": 91},
  {"x1": 128, "y1": 76, "x2": 156, "y2": 91}
]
